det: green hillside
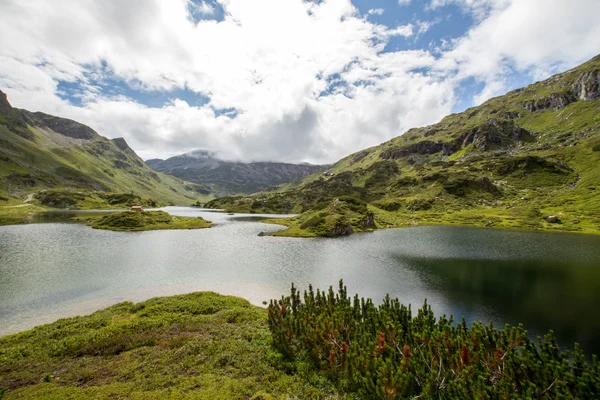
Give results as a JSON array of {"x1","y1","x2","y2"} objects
[
  {"x1": 0, "y1": 90, "x2": 210, "y2": 219},
  {"x1": 207, "y1": 55, "x2": 600, "y2": 236}
]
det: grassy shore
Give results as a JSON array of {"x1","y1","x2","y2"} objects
[
  {"x1": 0, "y1": 292, "x2": 341, "y2": 400},
  {"x1": 260, "y1": 205, "x2": 600, "y2": 237},
  {"x1": 87, "y1": 210, "x2": 212, "y2": 232},
  {"x1": 0, "y1": 204, "x2": 47, "y2": 226}
]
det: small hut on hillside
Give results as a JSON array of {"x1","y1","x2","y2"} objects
[{"x1": 130, "y1": 205, "x2": 144, "y2": 212}]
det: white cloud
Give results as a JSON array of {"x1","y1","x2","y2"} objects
[
  {"x1": 0, "y1": 0, "x2": 598, "y2": 163},
  {"x1": 368, "y1": 8, "x2": 384, "y2": 15},
  {"x1": 398, "y1": 0, "x2": 412, "y2": 5},
  {"x1": 439, "y1": 0, "x2": 600, "y2": 101}
]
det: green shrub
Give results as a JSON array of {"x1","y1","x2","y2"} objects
[
  {"x1": 34, "y1": 190, "x2": 86, "y2": 208},
  {"x1": 300, "y1": 213, "x2": 326, "y2": 229},
  {"x1": 337, "y1": 196, "x2": 367, "y2": 214},
  {"x1": 268, "y1": 281, "x2": 599, "y2": 399}
]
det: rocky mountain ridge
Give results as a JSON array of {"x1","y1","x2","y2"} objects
[{"x1": 146, "y1": 150, "x2": 327, "y2": 196}]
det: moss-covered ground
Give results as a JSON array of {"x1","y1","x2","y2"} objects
[
  {"x1": 0, "y1": 292, "x2": 342, "y2": 400},
  {"x1": 87, "y1": 211, "x2": 212, "y2": 232}
]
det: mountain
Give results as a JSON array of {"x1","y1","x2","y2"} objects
[
  {"x1": 206, "y1": 54, "x2": 600, "y2": 237},
  {"x1": 0, "y1": 90, "x2": 208, "y2": 208},
  {"x1": 146, "y1": 150, "x2": 327, "y2": 196}
]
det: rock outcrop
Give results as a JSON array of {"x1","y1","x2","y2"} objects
[
  {"x1": 32, "y1": 112, "x2": 99, "y2": 140},
  {"x1": 0, "y1": 90, "x2": 12, "y2": 114},
  {"x1": 461, "y1": 119, "x2": 534, "y2": 151},
  {"x1": 519, "y1": 92, "x2": 577, "y2": 112},
  {"x1": 380, "y1": 140, "x2": 459, "y2": 159},
  {"x1": 573, "y1": 70, "x2": 600, "y2": 101}
]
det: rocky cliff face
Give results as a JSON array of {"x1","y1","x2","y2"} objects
[
  {"x1": 0, "y1": 90, "x2": 12, "y2": 114},
  {"x1": 574, "y1": 70, "x2": 600, "y2": 101},
  {"x1": 31, "y1": 112, "x2": 99, "y2": 140}
]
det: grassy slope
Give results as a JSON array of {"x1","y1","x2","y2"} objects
[
  {"x1": 0, "y1": 293, "x2": 342, "y2": 400},
  {"x1": 87, "y1": 210, "x2": 212, "y2": 231},
  {"x1": 206, "y1": 55, "x2": 600, "y2": 237},
  {"x1": 0, "y1": 103, "x2": 211, "y2": 219}
]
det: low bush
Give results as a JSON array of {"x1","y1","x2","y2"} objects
[{"x1": 268, "y1": 281, "x2": 599, "y2": 400}]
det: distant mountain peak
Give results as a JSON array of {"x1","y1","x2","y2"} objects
[
  {"x1": 184, "y1": 149, "x2": 219, "y2": 159},
  {"x1": 32, "y1": 112, "x2": 100, "y2": 140},
  {"x1": 0, "y1": 90, "x2": 13, "y2": 114},
  {"x1": 146, "y1": 150, "x2": 327, "y2": 196},
  {"x1": 111, "y1": 137, "x2": 134, "y2": 153}
]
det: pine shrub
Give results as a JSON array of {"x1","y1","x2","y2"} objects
[{"x1": 268, "y1": 281, "x2": 599, "y2": 399}]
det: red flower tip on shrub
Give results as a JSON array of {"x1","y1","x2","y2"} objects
[
  {"x1": 329, "y1": 349, "x2": 336, "y2": 368},
  {"x1": 403, "y1": 344, "x2": 411, "y2": 358},
  {"x1": 341, "y1": 341, "x2": 349, "y2": 353},
  {"x1": 461, "y1": 344, "x2": 469, "y2": 365},
  {"x1": 378, "y1": 332, "x2": 386, "y2": 352}
]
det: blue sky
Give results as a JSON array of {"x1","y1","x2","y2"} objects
[{"x1": 1, "y1": 0, "x2": 599, "y2": 162}]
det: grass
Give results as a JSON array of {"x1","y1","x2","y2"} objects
[
  {"x1": 261, "y1": 208, "x2": 599, "y2": 238},
  {"x1": 87, "y1": 211, "x2": 212, "y2": 232},
  {"x1": 0, "y1": 293, "x2": 343, "y2": 399},
  {"x1": 0, "y1": 204, "x2": 47, "y2": 225}
]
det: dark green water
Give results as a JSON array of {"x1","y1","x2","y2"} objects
[{"x1": 1, "y1": 207, "x2": 599, "y2": 356}]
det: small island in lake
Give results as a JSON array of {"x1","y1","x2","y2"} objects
[{"x1": 87, "y1": 210, "x2": 212, "y2": 231}]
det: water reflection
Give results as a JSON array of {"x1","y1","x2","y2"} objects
[
  {"x1": 1, "y1": 209, "x2": 600, "y2": 357},
  {"x1": 396, "y1": 255, "x2": 600, "y2": 353}
]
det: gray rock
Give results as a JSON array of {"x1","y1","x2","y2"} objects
[{"x1": 573, "y1": 70, "x2": 600, "y2": 101}]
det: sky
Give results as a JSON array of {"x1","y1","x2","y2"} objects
[{"x1": 0, "y1": 0, "x2": 599, "y2": 163}]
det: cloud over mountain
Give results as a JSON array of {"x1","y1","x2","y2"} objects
[{"x1": 0, "y1": 0, "x2": 598, "y2": 163}]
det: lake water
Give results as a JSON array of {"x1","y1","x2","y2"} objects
[{"x1": 1, "y1": 207, "x2": 600, "y2": 356}]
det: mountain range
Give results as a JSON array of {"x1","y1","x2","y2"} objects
[
  {"x1": 0, "y1": 90, "x2": 206, "y2": 208},
  {"x1": 206, "y1": 54, "x2": 600, "y2": 237},
  {"x1": 146, "y1": 151, "x2": 326, "y2": 196}
]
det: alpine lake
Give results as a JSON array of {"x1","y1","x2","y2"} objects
[{"x1": 1, "y1": 207, "x2": 600, "y2": 356}]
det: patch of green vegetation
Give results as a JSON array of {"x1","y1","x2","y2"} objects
[
  {"x1": 31, "y1": 189, "x2": 161, "y2": 210},
  {"x1": 260, "y1": 198, "x2": 374, "y2": 237},
  {"x1": 0, "y1": 292, "x2": 342, "y2": 399},
  {"x1": 269, "y1": 281, "x2": 600, "y2": 399},
  {"x1": 0, "y1": 204, "x2": 47, "y2": 225},
  {"x1": 88, "y1": 210, "x2": 212, "y2": 231}
]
